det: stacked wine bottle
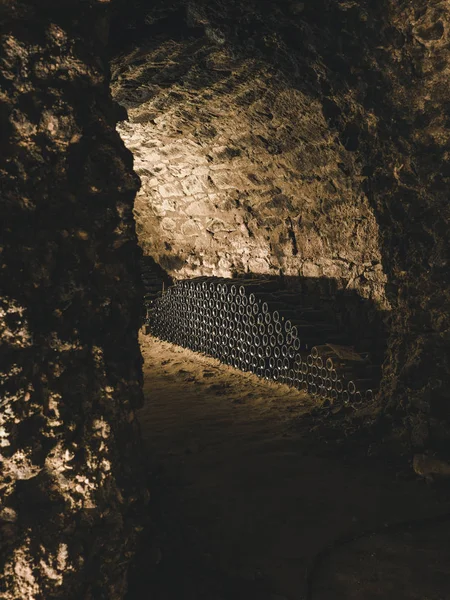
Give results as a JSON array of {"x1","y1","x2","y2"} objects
[{"x1": 147, "y1": 277, "x2": 380, "y2": 406}]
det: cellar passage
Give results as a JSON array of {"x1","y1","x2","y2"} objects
[
  {"x1": 111, "y1": 4, "x2": 390, "y2": 408},
  {"x1": 109, "y1": 11, "x2": 450, "y2": 594},
  {"x1": 2, "y1": 1, "x2": 449, "y2": 598}
]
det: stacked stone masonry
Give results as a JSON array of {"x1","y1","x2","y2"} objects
[{"x1": 112, "y1": 38, "x2": 389, "y2": 310}]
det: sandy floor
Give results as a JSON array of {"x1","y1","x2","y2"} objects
[{"x1": 127, "y1": 335, "x2": 450, "y2": 600}]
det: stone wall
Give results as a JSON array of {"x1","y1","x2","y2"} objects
[
  {"x1": 0, "y1": 2, "x2": 144, "y2": 598},
  {"x1": 112, "y1": 36, "x2": 389, "y2": 310}
]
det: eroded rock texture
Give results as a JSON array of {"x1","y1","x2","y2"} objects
[
  {"x1": 0, "y1": 2, "x2": 144, "y2": 598},
  {"x1": 111, "y1": 0, "x2": 450, "y2": 450}
]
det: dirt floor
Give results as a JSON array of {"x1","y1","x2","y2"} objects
[{"x1": 126, "y1": 335, "x2": 450, "y2": 600}]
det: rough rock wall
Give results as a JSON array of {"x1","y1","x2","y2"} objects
[
  {"x1": 295, "y1": 0, "x2": 450, "y2": 450},
  {"x1": 352, "y1": 0, "x2": 450, "y2": 450},
  {"x1": 112, "y1": 35, "x2": 389, "y2": 310},
  {"x1": 0, "y1": 2, "x2": 144, "y2": 598},
  {"x1": 111, "y1": 0, "x2": 450, "y2": 451}
]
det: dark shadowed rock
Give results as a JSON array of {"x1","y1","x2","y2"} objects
[{"x1": 0, "y1": 1, "x2": 145, "y2": 598}]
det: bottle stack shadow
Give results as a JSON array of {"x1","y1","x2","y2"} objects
[{"x1": 140, "y1": 255, "x2": 173, "y2": 308}]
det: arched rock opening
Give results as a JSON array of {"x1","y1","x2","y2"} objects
[{"x1": 111, "y1": 0, "x2": 450, "y2": 450}]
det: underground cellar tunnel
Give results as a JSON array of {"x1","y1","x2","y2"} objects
[{"x1": 1, "y1": 0, "x2": 450, "y2": 599}]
